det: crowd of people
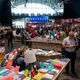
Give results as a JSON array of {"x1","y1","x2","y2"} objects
[
  {"x1": 6, "y1": 29, "x2": 80, "y2": 77},
  {"x1": 0, "y1": 29, "x2": 13, "y2": 48},
  {"x1": 0, "y1": 24, "x2": 80, "y2": 48},
  {"x1": 0, "y1": 24, "x2": 80, "y2": 78}
]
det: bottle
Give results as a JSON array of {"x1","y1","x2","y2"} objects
[
  {"x1": 31, "y1": 66, "x2": 36, "y2": 77},
  {"x1": 34, "y1": 65, "x2": 38, "y2": 74}
]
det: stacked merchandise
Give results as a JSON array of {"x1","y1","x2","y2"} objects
[
  {"x1": 0, "y1": 58, "x2": 69, "y2": 80},
  {"x1": 0, "y1": 60, "x2": 20, "y2": 80},
  {"x1": 0, "y1": 49, "x2": 17, "y2": 67},
  {"x1": 0, "y1": 39, "x2": 5, "y2": 64},
  {"x1": 29, "y1": 49, "x2": 61, "y2": 56}
]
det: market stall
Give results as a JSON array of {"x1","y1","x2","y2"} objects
[
  {"x1": 0, "y1": 58, "x2": 70, "y2": 80},
  {"x1": 27, "y1": 49, "x2": 61, "y2": 62},
  {"x1": 0, "y1": 48, "x2": 70, "y2": 80},
  {"x1": 7, "y1": 48, "x2": 61, "y2": 62},
  {"x1": 26, "y1": 37, "x2": 62, "y2": 52}
]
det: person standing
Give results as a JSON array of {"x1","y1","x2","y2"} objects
[
  {"x1": 21, "y1": 29, "x2": 25, "y2": 44},
  {"x1": 62, "y1": 31, "x2": 78, "y2": 75},
  {"x1": 25, "y1": 31, "x2": 32, "y2": 48},
  {"x1": 0, "y1": 30, "x2": 4, "y2": 39},
  {"x1": 6, "y1": 29, "x2": 13, "y2": 48},
  {"x1": 60, "y1": 28, "x2": 67, "y2": 40},
  {"x1": 77, "y1": 29, "x2": 80, "y2": 48}
]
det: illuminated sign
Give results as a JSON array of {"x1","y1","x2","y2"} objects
[{"x1": 29, "y1": 16, "x2": 49, "y2": 22}]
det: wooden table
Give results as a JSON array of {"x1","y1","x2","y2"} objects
[
  {"x1": 26, "y1": 37, "x2": 62, "y2": 51},
  {"x1": 53, "y1": 59, "x2": 70, "y2": 80},
  {"x1": 25, "y1": 49, "x2": 61, "y2": 62},
  {"x1": 6, "y1": 49, "x2": 61, "y2": 63},
  {"x1": 34, "y1": 58, "x2": 70, "y2": 80},
  {"x1": 36, "y1": 53, "x2": 61, "y2": 62},
  {"x1": 3, "y1": 49, "x2": 69, "y2": 80}
]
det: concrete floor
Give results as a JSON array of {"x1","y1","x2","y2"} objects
[{"x1": 5, "y1": 40, "x2": 80, "y2": 80}]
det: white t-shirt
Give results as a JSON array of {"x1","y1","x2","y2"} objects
[
  {"x1": 24, "y1": 49, "x2": 36, "y2": 64},
  {"x1": 63, "y1": 37, "x2": 76, "y2": 52}
]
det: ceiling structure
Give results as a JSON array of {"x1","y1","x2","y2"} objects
[
  {"x1": 11, "y1": 0, "x2": 63, "y2": 16},
  {"x1": 11, "y1": 0, "x2": 63, "y2": 8},
  {"x1": 12, "y1": 3, "x2": 56, "y2": 15}
]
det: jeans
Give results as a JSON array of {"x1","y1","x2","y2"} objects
[{"x1": 8, "y1": 39, "x2": 13, "y2": 48}]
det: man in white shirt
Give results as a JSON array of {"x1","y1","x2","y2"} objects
[{"x1": 62, "y1": 31, "x2": 77, "y2": 75}]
